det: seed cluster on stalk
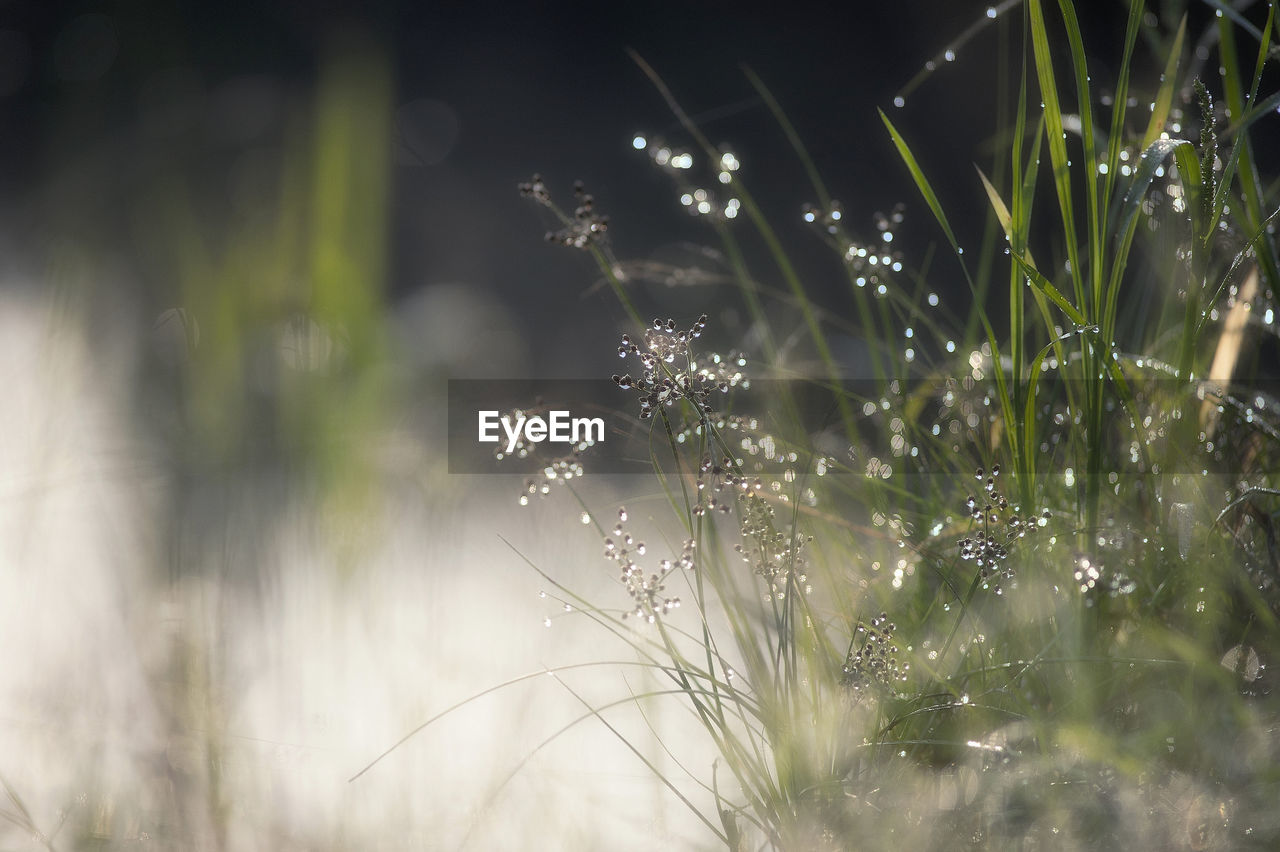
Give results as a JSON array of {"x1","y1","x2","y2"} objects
[
  {"x1": 735, "y1": 492, "x2": 811, "y2": 600},
  {"x1": 842, "y1": 613, "x2": 908, "y2": 694},
  {"x1": 517, "y1": 175, "x2": 609, "y2": 249},
  {"x1": 613, "y1": 315, "x2": 747, "y2": 419},
  {"x1": 957, "y1": 464, "x2": 1050, "y2": 594},
  {"x1": 694, "y1": 454, "x2": 764, "y2": 517},
  {"x1": 603, "y1": 507, "x2": 695, "y2": 623}
]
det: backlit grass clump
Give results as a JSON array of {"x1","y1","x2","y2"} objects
[{"x1": 371, "y1": 2, "x2": 1280, "y2": 848}]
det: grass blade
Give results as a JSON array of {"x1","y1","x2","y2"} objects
[
  {"x1": 1028, "y1": 0, "x2": 1085, "y2": 314},
  {"x1": 1138, "y1": 15, "x2": 1188, "y2": 152}
]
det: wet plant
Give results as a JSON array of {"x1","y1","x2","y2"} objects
[
  {"x1": 358, "y1": 2, "x2": 1280, "y2": 848},
  {"x1": 612, "y1": 314, "x2": 749, "y2": 420}
]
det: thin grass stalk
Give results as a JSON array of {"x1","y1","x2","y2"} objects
[
  {"x1": 1217, "y1": 10, "x2": 1280, "y2": 295},
  {"x1": 738, "y1": 67, "x2": 889, "y2": 386},
  {"x1": 628, "y1": 50, "x2": 860, "y2": 441}
]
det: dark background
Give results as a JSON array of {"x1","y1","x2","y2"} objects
[{"x1": 0, "y1": 1, "x2": 1246, "y2": 379}]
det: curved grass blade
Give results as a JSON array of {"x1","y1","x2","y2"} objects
[
  {"x1": 1010, "y1": 252, "x2": 1088, "y2": 327},
  {"x1": 1216, "y1": 9, "x2": 1280, "y2": 296},
  {"x1": 629, "y1": 50, "x2": 856, "y2": 436},
  {"x1": 1138, "y1": 15, "x2": 1187, "y2": 152},
  {"x1": 1195, "y1": 202, "x2": 1280, "y2": 339},
  {"x1": 1053, "y1": 0, "x2": 1104, "y2": 312},
  {"x1": 740, "y1": 65, "x2": 886, "y2": 382},
  {"x1": 1028, "y1": 0, "x2": 1085, "y2": 312},
  {"x1": 348, "y1": 659, "x2": 712, "y2": 782},
  {"x1": 1212, "y1": 2, "x2": 1276, "y2": 236},
  {"x1": 1102, "y1": 0, "x2": 1146, "y2": 231},
  {"x1": 553, "y1": 675, "x2": 731, "y2": 844},
  {"x1": 1201, "y1": 0, "x2": 1280, "y2": 57},
  {"x1": 880, "y1": 109, "x2": 1017, "y2": 462}
]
